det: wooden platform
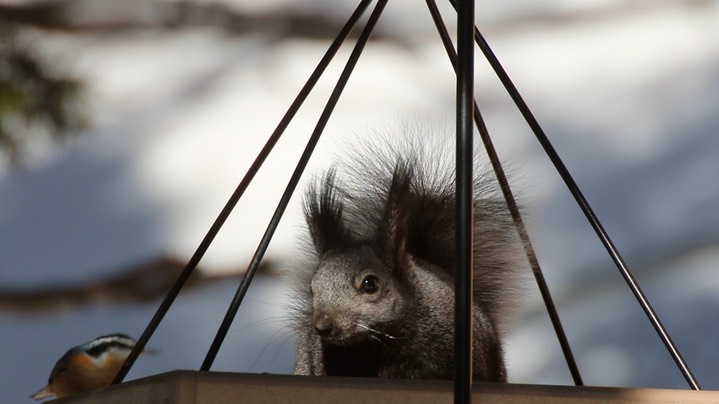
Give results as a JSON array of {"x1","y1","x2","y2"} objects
[{"x1": 53, "y1": 370, "x2": 715, "y2": 403}]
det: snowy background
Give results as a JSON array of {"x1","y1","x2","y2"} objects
[{"x1": 2, "y1": 0, "x2": 719, "y2": 402}]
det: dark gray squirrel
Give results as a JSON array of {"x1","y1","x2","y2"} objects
[{"x1": 288, "y1": 135, "x2": 526, "y2": 381}]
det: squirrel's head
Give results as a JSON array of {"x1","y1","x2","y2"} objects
[
  {"x1": 309, "y1": 246, "x2": 413, "y2": 345},
  {"x1": 303, "y1": 164, "x2": 415, "y2": 346}
]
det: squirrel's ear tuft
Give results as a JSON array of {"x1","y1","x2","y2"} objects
[
  {"x1": 377, "y1": 162, "x2": 413, "y2": 273},
  {"x1": 304, "y1": 168, "x2": 353, "y2": 254}
]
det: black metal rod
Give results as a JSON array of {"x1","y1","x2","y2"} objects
[
  {"x1": 455, "y1": 0, "x2": 474, "y2": 402},
  {"x1": 111, "y1": 0, "x2": 374, "y2": 384},
  {"x1": 474, "y1": 109, "x2": 587, "y2": 386},
  {"x1": 199, "y1": 0, "x2": 389, "y2": 371},
  {"x1": 465, "y1": 20, "x2": 701, "y2": 390},
  {"x1": 426, "y1": 0, "x2": 584, "y2": 386}
]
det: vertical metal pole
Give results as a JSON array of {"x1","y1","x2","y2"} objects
[
  {"x1": 427, "y1": 0, "x2": 584, "y2": 385},
  {"x1": 455, "y1": 0, "x2": 475, "y2": 402}
]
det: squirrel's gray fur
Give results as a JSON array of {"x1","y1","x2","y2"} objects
[{"x1": 287, "y1": 134, "x2": 525, "y2": 381}]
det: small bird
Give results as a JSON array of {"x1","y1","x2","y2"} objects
[{"x1": 30, "y1": 333, "x2": 152, "y2": 400}]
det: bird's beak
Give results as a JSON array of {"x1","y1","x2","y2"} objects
[{"x1": 29, "y1": 385, "x2": 54, "y2": 400}]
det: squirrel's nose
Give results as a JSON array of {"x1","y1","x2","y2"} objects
[{"x1": 314, "y1": 313, "x2": 334, "y2": 336}]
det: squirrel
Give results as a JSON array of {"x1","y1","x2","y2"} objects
[{"x1": 287, "y1": 134, "x2": 526, "y2": 381}]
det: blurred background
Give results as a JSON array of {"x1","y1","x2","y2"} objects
[{"x1": 1, "y1": 0, "x2": 718, "y2": 402}]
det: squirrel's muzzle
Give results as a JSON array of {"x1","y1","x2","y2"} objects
[{"x1": 313, "y1": 312, "x2": 335, "y2": 337}]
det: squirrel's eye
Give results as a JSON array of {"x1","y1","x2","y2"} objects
[{"x1": 360, "y1": 275, "x2": 380, "y2": 294}]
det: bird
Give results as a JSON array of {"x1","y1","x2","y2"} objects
[{"x1": 30, "y1": 333, "x2": 153, "y2": 400}]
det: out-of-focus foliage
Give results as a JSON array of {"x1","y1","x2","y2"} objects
[{"x1": 0, "y1": 23, "x2": 86, "y2": 165}]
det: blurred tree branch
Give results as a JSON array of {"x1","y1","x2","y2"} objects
[
  {"x1": 0, "y1": 255, "x2": 278, "y2": 314},
  {"x1": 0, "y1": 23, "x2": 86, "y2": 165},
  {"x1": 0, "y1": 0, "x2": 709, "y2": 41},
  {"x1": 0, "y1": 0, "x2": 375, "y2": 40}
]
